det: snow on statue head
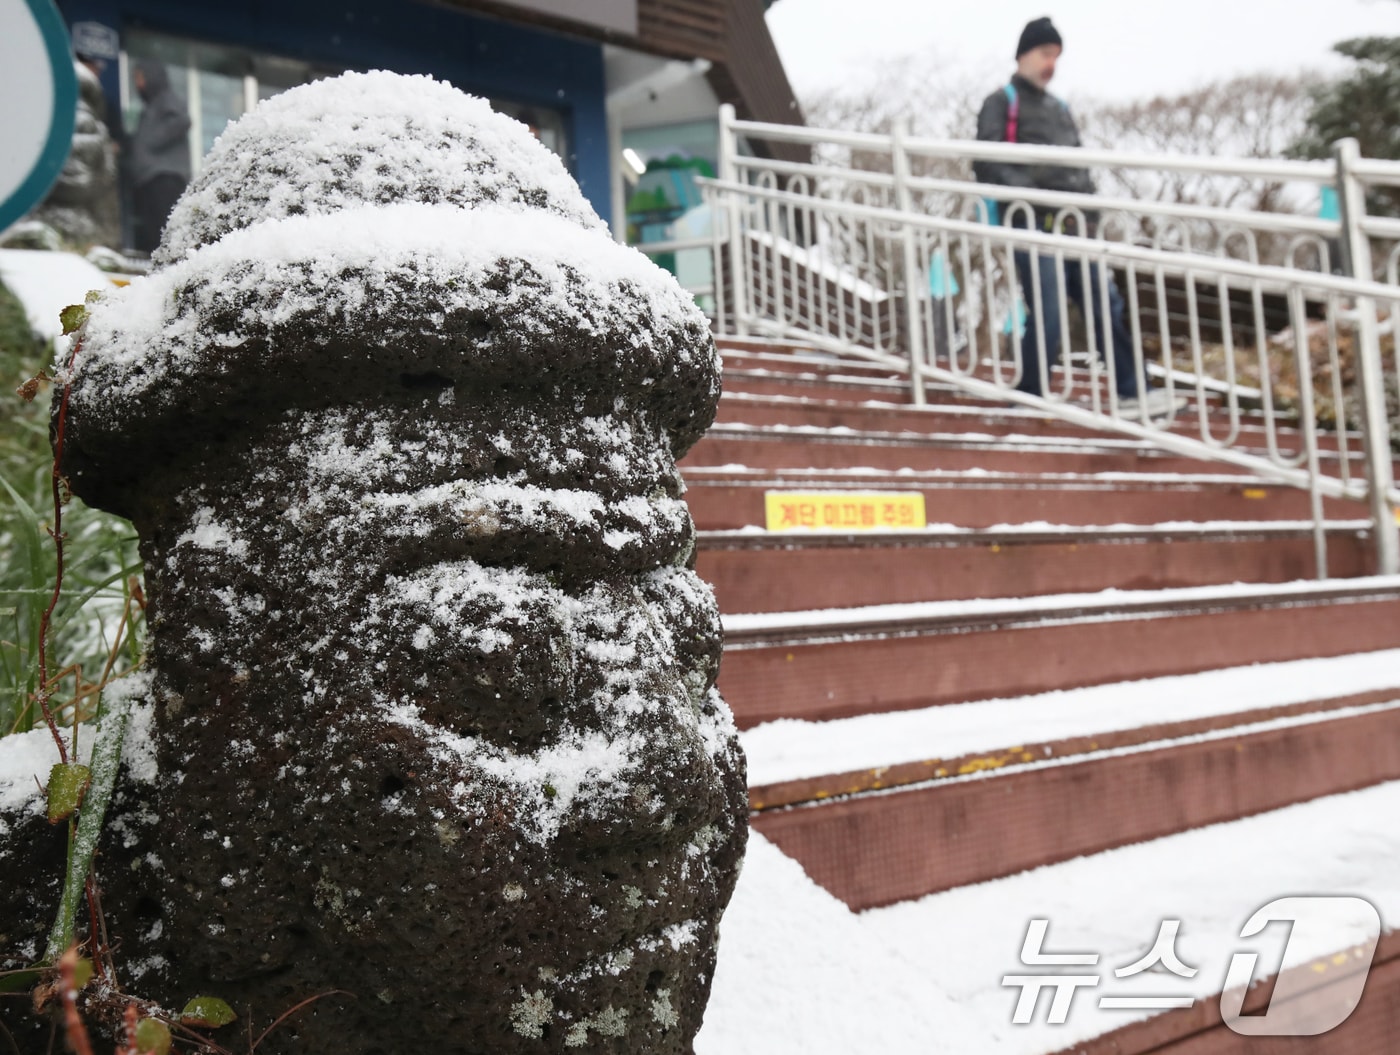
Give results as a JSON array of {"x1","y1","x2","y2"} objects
[{"x1": 60, "y1": 71, "x2": 745, "y2": 1052}]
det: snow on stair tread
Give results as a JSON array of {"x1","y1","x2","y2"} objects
[
  {"x1": 700, "y1": 518, "x2": 1373, "y2": 542},
  {"x1": 699, "y1": 423, "x2": 1369, "y2": 472},
  {"x1": 702, "y1": 781, "x2": 1400, "y2": 1054},
  {"x1": 719, "y1": 389, "x2": 1272, "y2": 421},
  {"x1": 741, "y1": 646, "x2": 1400, "y2": 788},
  {"x1": 694, "y1": 833, "x2": 999, "y2": 1055},
  {"x1": 859, "y1": 778, "x2": 1400, "y2": 1054},
  {"x1": 705, "y1": 421, "x2": 1162, "y2": 449},
  {"x1": 723, "y1": 365, "x2": 907, "y2": 383},
  {"x1": 721, "y1": 574, "x2": 1400, "y2": 638},
  {"x1": 718, "y1": 390, "x2": 1332, "y2": 439},
  {"x1": 683, "y1": 464, "x2": 1303, "y2": 484},
  {"x1": 715, "y1": 334, "x2": 876, "y2": 355},
  {"x1": 755, "y1": 702, "x2": 1400, "y2": 813}
]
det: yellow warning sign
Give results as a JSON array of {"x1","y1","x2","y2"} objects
[{"x1": 764, "y1": 491, "x2": 926, "y2": 531}]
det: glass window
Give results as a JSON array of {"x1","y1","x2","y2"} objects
[
  {"x1": 123, "y1": 30, "x2": 338, "y2": 176},
  {"x1": 116, "y1": 29, "x2": 574, "y2": 250},
  {"x1": 622, "y1": 119, "x2": 720, "y2": 308},
  {"x1": 489, "y1": 98, "x2": 570, "y2": 166}
]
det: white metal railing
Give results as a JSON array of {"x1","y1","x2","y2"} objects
[{"x1": 681, "y1": 103, "x2": 1400, "y2": 578}]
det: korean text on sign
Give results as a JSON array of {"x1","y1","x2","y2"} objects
[{"x1": 764, "y1": 491, "x2": 926, "y2": 532}]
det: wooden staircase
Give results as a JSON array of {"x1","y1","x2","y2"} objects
[{"x1": 690, "y1": 335, "x2": 1400, "y2": 1053}]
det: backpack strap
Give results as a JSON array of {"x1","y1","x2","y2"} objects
[{"x1": 1003, "y1": 83, "x2": 1019, "y2": 143}]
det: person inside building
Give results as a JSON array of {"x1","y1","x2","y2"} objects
[
  {"x1": 128, "y1": 60, "x2": 192, "y2": 255},
  {"x1": 974, "y1": 17, "x2": 1179, "y2": 416}
]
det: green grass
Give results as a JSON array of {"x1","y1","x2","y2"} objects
[
  {"x1": 0, "y1": 279, "x2": 144, "y2": 738},
  {"x1": 1, "y1": 278, "x2": 146, "y2": 989}
]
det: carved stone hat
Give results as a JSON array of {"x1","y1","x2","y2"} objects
[{"x1": 61, "y1": 71, "x2": 720, "y2": 520}]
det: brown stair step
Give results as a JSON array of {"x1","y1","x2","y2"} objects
[
  {"x1": 837, "y1": 770, "x2": 1400, "y2": 1052},
  {"x1": 714, "y1": 391, "x2": 1359, "y2": 454},
  {"x1": 717, "y1": 578, "x2": 1400, "y2": 727},
  {"x1": 1055, "y1": 928, "x2": 1400, "y2": 1055},
  {"x1": 716, "y1": 340, "x2": 1259, "y2": 400},
  {"x1": 718, "y1": 348, "x2": 906, "y2": 381},
  {"x1": 721, "y1": 368, "x2": 914, "y2": 404},
  {"x1": 684, "y1": 424, "x2": 1286, "y2": 476},
  {"x1": 746, "y1": 684, "x2": 1400, "y2": 812},
  {"x1": 752, "y1": 698, "x2": 1400, "y2": 910},
  {"x1": 696, "y1": 522, "x2": 1374, "y2": 612},
  {"x1": 739, "y1": 645, "x2": 1400, "y2": 791},
  {"x1": 714, "y1": 334, "x2": 875, "y2": 362},
  {"x1": 682, "y1": 468, "x2": 1369, "y2": 530},
  {"x1": 742, "y1": 648, "x2": 1400, "y2": 893},
  {"x1": 719, "y1": 367, "x2": 1063, "y2": 410},
  {"x1": 924, "y1": 356, "x2": 1262, "y2": 402},
  {"x1": 715, "y1": 336, "x2": 1285, "y2": 412},
  {"x1": 716, "y1": 364, "x2": 1310, "y2": 446}
]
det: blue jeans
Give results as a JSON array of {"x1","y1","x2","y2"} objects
[{"x1": 1013, "y1": 251, "x2": 1141, "y2": 399}]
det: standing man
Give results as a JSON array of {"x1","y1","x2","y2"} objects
[
  {"x1": 974, "y1": 18, "x2": 1176, "y2": 414},
  {"x1": 128, "y1": 60, "x2": 191, "y2": 255}
]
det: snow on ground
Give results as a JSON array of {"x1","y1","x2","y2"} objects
[
  {"x1": 861, "y1": 780, "x2": 1400, "y2": 1053},
  {"x1": 0, "y1": 682, "x2": 154, "y2": 824},
  {"x1": 703, "y1": 782, "x2": 1400, "y2": 1054},
  {"x1": 695, "y1": 833, "x2": 1003, "y2": 1054},
  {"x1": 0, "y1": 249, "x2": 116, "y2": 340},
  {"x1": 0, "y1": 723, "x2": 69, "y2": 819},
  {"x1": 743, "y1": 648, "x2": 1400, "y2": 787}
]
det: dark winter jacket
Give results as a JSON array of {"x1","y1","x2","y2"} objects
[
  {"x1": 129, "y1": 61, "x2": 192, "y2": 187},
  {"x1": 974, "y1": 74, "x2": 1094, "y2": 228}
]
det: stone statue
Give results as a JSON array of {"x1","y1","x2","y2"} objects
[
  {"x1": 43, "y1": 71, "x2": 746, "y2": 1052},
  {"x1": 28, "y1": 61, "x2": 120, "y2": 250}
]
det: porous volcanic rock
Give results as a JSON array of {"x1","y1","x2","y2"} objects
[{"x1": 51, "y1": 71, "x2": 746, "y2": 1054}]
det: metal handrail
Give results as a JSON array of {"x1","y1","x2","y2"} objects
[
  {"x1": 632, "y1": 236, "x2": 715, "y2": 254},
  {"x1": 733, "y1": 116, "x2": 1340, "y2": 183},
  {"x1": 726, "y1": 155, "x2": 1342, "y2": 243},
  {"x1": 706, "y1": 177, "x2": 1397, "y2": 298},
  {"x1": 708, "y1": 104, "x2": 1400, "y2": 577}
]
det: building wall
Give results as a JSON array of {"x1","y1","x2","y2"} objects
[{"x1": 57, "y1": 0, "x2": 613, "y2": 223}]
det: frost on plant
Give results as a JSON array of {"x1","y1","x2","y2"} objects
[{"x1": 18, "y1": 70, "x2": 748, "y2": 1053}]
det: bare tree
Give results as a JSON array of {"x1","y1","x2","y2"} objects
[
  {"x1": 805, "y1": 67, "x2": 1319, "y2": 222},
  {"x1": 797, "y1": 57, "x2": 994, "y2": 290},
  {"x1": 1074, "y1": 74, "x2": 1321, "y2": 262},
  {"x1": 788, "y1": 64, "x2": 1323, "y2": 353}
]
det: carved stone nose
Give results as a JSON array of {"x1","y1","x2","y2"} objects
[{"x1": 371, "y1": 561, "x2": 578, "y2": 749}]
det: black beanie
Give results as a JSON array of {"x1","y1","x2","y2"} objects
[{"x1": 1016, "y1": 17, "x2": 1062, "y2": 58}]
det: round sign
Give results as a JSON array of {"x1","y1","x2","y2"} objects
[{"x1": 0, "y1": 0, "x2": 78, "y2": 232}]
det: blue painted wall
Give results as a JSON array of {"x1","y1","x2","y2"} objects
[{"x1": 56, "y1": 0, "x2": 612, "y2": 224}]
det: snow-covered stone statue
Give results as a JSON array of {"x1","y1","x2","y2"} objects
[
  {"x1": 27, "y1": 61, "x2": 120, "y2": 250},
  {"x1": 53, "y1": 71, "x2": 746, "y2": 1052}
]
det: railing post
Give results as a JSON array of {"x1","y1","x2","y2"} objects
[
  {"x1": 891, "y1": 118, "x2": 927, "y2": 405},
  {"x1": 703, "y1": 183, "x2": 727, "y2": 332},
  {"x1": 1334, "y1": 137, "x2": 1399, "y2": 575},
  {"x1": 717, "y1": 103, "x2": 749, "y2": 336}
]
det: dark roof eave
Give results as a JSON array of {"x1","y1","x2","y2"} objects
[
  {"x1": 436, "y1": 0, "x2": 807, "y2": 163},
  {"x1": 436, "y1": 0, "x2": 729, "y2": 62},
  {"x1": 705, "y1": 0, "x2": 808, "y2": 166}
]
